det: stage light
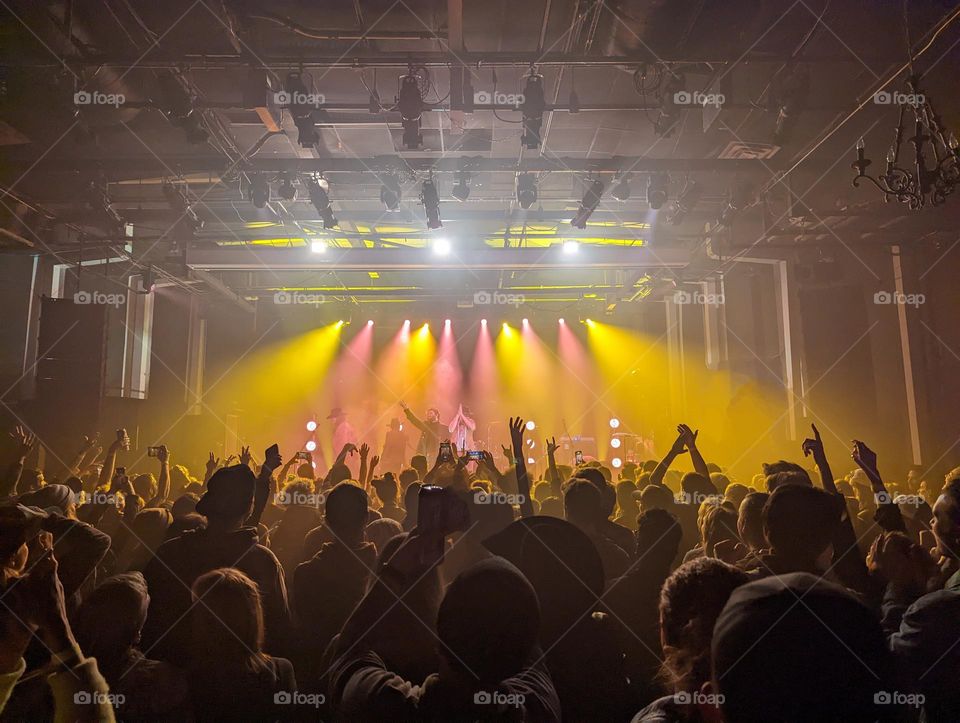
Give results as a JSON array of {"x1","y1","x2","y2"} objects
[
  {"x1": 527, "y1": 457, "x2": 536, "y2": 465},
  {"x1": 306, "y1": 175, "x2": 337, "y2": 228},
  {"x1": 380, "y1": 175, "x2": 402, "y2": 211},
  {"x1": 525, "y1": 420, "x2": 536, "y2": 431},
  {"x1": 367, "y1": 319, "x2": 374, "y2": 326},
  {"x1": 611, "y1": 437, "x2": 621, "y2": 449},
  {"x1": 249, "y1": 175, "x2": 270, "y2": 208},
  {"x1": 502, "y1": 322, "x2": 509, "y2": 331},
  {"x1": 611, "y1": 457, "x2": 622, "y2": 468},
  {"x1": 444, "y1": 318, "x2": 451, "y2": 326},
  {"x1": 336, "y1": 320, "x2": 345, "y2": 327},
  {"x1": 609, "y1": 417, "x2": 620, "y2": 428},
  {"x1": 404, "y1": 319, "x2": 411, "y2": 326},
  {"x1": 526, "y1": 438, "x2": 536, "y2": 448},
  {"x1": 433, "y1": 237, "x2": 451, "y2": 256},
  {"x1": 310, "y1": 238, "x2": 327, "y2": 253},
  {"x1": 398, "y1": 73, "x2": 424, "y2": 149},
  {"x1": 516, "y1": 173, "x2": 538, "y2": 209},
  {"x1": 481, "y1": 318, "x2": 487, "y2": 326},
  {"x1": 305, "y1": 440, "x2": 317, "y2": 452},
  {"x1": 277, "y1": 173, "x2": 297, "y2": 201},
  {"x1": 611, "y1": 174, "x2": 631, "y2": 201},
  {"x1": 522, "y1": 318, "x2": 529, "y2": 326},
  {"x1": 420, "y1": 179, "x2": 442, "y2": 229},
  {"x1": 451, "y1": 170, "x2": 470, "y2": 201},
  {"x1": 521, "y1": 72, "x2": 546, "y2": 149},
  {"x1": 563, "y1": 240, "x2": 580, "y2": 255},
  {"x1": 571, "y1": 180, "x2": 604, "y2": 229},
  {"x1": 558, "y1": 318, "x2": 565, "y2": 324},
  {"x1": 306, "y1": 420, "x2": 317, "y2": 432},
  {"x1": 646, "y1": 173, "x2": 669, "y2": 210}
]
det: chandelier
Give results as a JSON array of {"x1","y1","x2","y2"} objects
[{"x1": 851, "y1": 75, "x2": 960, "y2": 210}]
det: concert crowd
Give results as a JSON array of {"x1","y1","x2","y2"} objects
[{"x1": 1, "y1": 407, "x2": 959, "y2": 722}]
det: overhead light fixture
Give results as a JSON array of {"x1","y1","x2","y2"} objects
[
  {"x1": 646, "y1": 173, "x2": 669, "y2": 210},
  {"x1": 451, "y1": 170, "x2": 471, "y2": 202},
  {"x1": 420, "y1": 179, "x2": 442, "y2": 229},
  {"x1": 285, "y1": 72, "x2": 321, "y2": 147},
  {"x1": 611, "y1": 174, "x2": 631, "y2": 201},
  {"x1": 562, "y1": 240, "x2": 580, "y2": 255},
  {"x1": 380, "y1": 175, "x2": 402, "y2": 211},
  {"x1": 520, "y1": 72, "x2": 546, "y2": 149},
  {"x1": 306, "y1": 175, "x2": 337, "y2": 229},
  {"x1": 277, "y1": 173, "x2": 297, "y2": 201},
  {"x1": 516, "y1": 173, "x2": 538, "y2": 209},
  {"x1": 248, "y1": 174, "x2": 270, "y2": 209},
  {"x1": 667, "y1": 179, "x2": 702, "y2": 224},
  {"x1": 398, "y1": 71, "x2": 424, "y2": 149},
  {"x1": 570, "y1": 179, "x2": 605, "y2": 228}
]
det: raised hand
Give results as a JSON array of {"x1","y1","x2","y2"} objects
[
  {"x1": 81, "y1": 432, "x2": 100, "y2": 450},
  {"x1": 851, "y1": 440, "x2": 879, "y2": 478},
  {"x1": 669, "y1": 429, "x2": 689, "y2": 456},
  {"x1": 114, "y1": 428, "x2": 130, "y2": 451},
  {"x1": 239, "y1": 445, "x2": 251, "y2": 466},
  {"x1": 263, "y1": 443, "x2": 282, "y2": 473},
  {"x1": 206, "y1": 452, "x2": 220, "y2": 473},
  {"x1": 677, "y1": 423, "x2": 699, "y2": 449},
  {"x1": 546, "y1": 436, "x2": 559, "y2": 456},
  {"x1": 509, "y1": 417, "x2": 525, "y2": 454},
  {"x1": 370, "y1": 454, "x2": 380, "y2": 470},
  {"x1": 224, "y1": 454, "x2": 237, "y2": 466},
  {"x1": 342, "y1": 442, "x2": 358, "y2": 456},
  {"x1": 156, "y1": 445, "x2": 169, "y2": 464},
  {"x1": 501, "y1": 443, "x2": 513, "y2": 461},
  {"x1": 802, "y1": 424, "x2": 826, "y2": 461},
  {"x1": 10, "y1": 425, "x2": 36, "y2": 458},
  {"x1": 359, "y1": 442, "x2": 370, "y2": 460}
]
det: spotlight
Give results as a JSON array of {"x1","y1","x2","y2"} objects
[
  {"x1": 522, "y1": 318, "x2": 529, "y2": 326},
  {"x1": 248, "y1": 175, "x2": 270, "y2": 208},
  {"x1": 571, "y1": 179, "x2": 605, "y2": 229},
  {"x1": 516, "y1": 173, "x2": 538, "y2": 209},
  {"x1": 667, "y1": 179, "x2": 702, "y2": 225},
  {"x1": 367, "y1": 319, "x2": 374, "y2": 326},
  {"x1": 646, "y1": 173, "x2": 669, "y2": 210},
  {"x1": 404, "y1": 319, "x2": 411, "y2": 325},
  {"x1": 481, "y1": 318, "x2": 487, "y2": 325},
  {"x1": 444, "y1": 318, "x2": 451, "y2": 326},
  {"x1": 451, "y1": 170, "x2": 471, "y2": 202},
  {"x1": 611, "y1": 457, "x2": 622, "y2": 469},
  {"x1": 520, "y1": 73, "x2": 546, "y2": 149},
  {"x1": 380, "y1": 175, "x2": 402, "y2": 211},
  {"x1": 611, "y1": 437, "x2": 622, "y2": 449},
  {"x1": 562, "y1": 240, "x2": 580, "y2": 255},
  {"x1": 305, "y1": 440, "x2": 317, "y2": 452},
  {"x1": 306, "y1": 420, "x2": 318, "y2": 431},
  {"x1": 420, "y1": 179, "x2": 442, "y2": 229},
  {"x1": 398, "y1": 72, "x2": 424, "y2": 149},
  {"x1": 611, "y1": 174, "x2": 631, "y2": 201},
  {"x1": 526, "y1": 420, "x2": 536, "y2": 431},
  {"x1": 558, "y1": 318, "x2": 565, "y2": 324},
  {"x1": 336, "y1": 320, "x2": 345, "y2": 327},
  {"x1": 306, "y1": 175, "x2": 337, "y2": 228},
  {"x1": 609, "y1": 417, "x2": 620, "y2": 429},
  {"x1": 277, "y1": 173, "x2": 297, "y2": 201},
  {"x1": 502, "y1": 322, "x2": 509, "y2": 331},
  {"x1": 310, "y1": 239, "x2": 327, "y2": 253},
  {"x1": 526, "y1": 438, "x2": 536, "y2": 448},
  {"x1": 433, "y1": 237, "x2": 451, "y2": 256},
  {"x1": 284, "y1": 72, "x2": 321, "y2": 147}
]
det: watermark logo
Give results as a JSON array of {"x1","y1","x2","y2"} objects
[
  {"x1": 273, "y1": 291, "x2": 327, "y2": 305},
  {"x1": 274, "y1": 90, "x2": 325, "y2": 108},
  {"x1": 673, "y1": 691, "x2": 725, "y2": 705},
  {"x1": 873, "y1": 290, "x2": 925, "y2": 308},
  {"x1": 673, "y1": 290, "x2": 724, "y2": 306},
  {"x1": 874, "y1": 690, "x2": 924, "y2": 707},
  {"x1": 474, "y1": 90, "x2": 525, "y2": 107},
  {"x1": 875, "y1": 491, "x2": 926, "y2": 508},
  {"x1": 275, "y1": 491, "x2": 325, "y2": 506},
  {"x1": 674, "y1": 90, "x2": 725, "y2": 108},
  {"x1": 84, "y1": 491, "x2": 122, "y2": 506},
  {"x1": 74, "y1": 691, "x2": 126, "y2": 706},
  {"x1": 273, "y1": 691, "x2": 325, "y2": 707},
  {"x1": 74, "y1": 90, "x2": 125, "y2": 107},
  {"x1": 74, "y1": 290, "x2": 126, "y2": 308},
  {"x1": 873, "y1": 91, "x2": 924, "y2": 107},
  {"x1": 474, "y1": 690, "x2": 526, "y2": 708},
  {"x1": 675, "y1": 492, "x2": 724, "y2": 506},
  {"x1": 474, "y1": 490, "x2": 526, "y2": 506},
  {"x1": 473, "y1": 290, "x2": 525, "y2": 307}
]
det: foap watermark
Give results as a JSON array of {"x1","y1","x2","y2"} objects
[
  {"x1": 274, "y1": 90, "x2": 325, "y2": 108},
  {"x1": 675, "y1": 492, "x2": 724, "y2": 506},
  {"x1": 674, "y1": 90, "x2": 725, "y2": 108},
  {"x1": 83, "y1": 491, "x2": 121, "y2": 506},
  {"x1": 273, "y1": 691, "x2": 325, "y2": 708},
  {"x1": 274, "y1": 291, "x2": 327, "y2": 306},
  {"x1": 873, "y1": 290, "x2": 925, "y2": 308},
  {"x1": 673, "y1": 290, "x2": 724, "y2": 306},
  {"x1": 474, "y1": 691, "x2": 526, "y2": 708},
  {"x1": 673, "y1": 691, "x2": 725, "y2": 706},
  {"x1": 875, "y1": 491, "x2": 926, "y2": 508},
  {"x1": 474, "y1": 490, "x2": 526, "y2": 506},
  {"x1": 873, "y1": 91, "x2": 924, "y2": 107},
  {"x1": 874, "y1": 690, "x2": 925, "y2": 708},
  {"x1": 473, "y1": 290, "x2": 525, "y2": 307},
  {"x1": 74, "y1": 691, "x2": 126, "y2": 706},
  {"x1": 74, "y1": 290, "x2": 126, "y2": 308},
  {"x1": 74, "y1": 90, "x2": 125, "y2": 107},
  {"x1": 474, "y1": 90, "x2": 525, "y2": 107},
  {"x1": 275, "y1": 490, "x2": 325, "y2": 506}
]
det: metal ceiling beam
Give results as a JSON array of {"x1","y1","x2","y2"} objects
[{"x1": 185, "y1": 245, "x2": 691, "y2": 271}]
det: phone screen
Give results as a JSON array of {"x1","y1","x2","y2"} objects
[
  {"x1": 575, "y1": 450, "x2": 584, "y2": 465},
  {"x1": 439, "y1": 441, "x2": 453, "y2": 462},
  {"x1": 466, "y1": 450, "x2": 484, "y2": 461}
]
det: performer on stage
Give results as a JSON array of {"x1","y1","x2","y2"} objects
[
  {"x1": 328, "y1": 407, "x2": 359, "y2": 478},
  {"x1": 380, "y1": 417, "x2": 410, "y2": 473},
  {"x1": 400, "y1": 401, "x2": 447, "y2": 463},
  {"x1": 448, "y1": 403, "x2": 476, "y2": 453}
]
